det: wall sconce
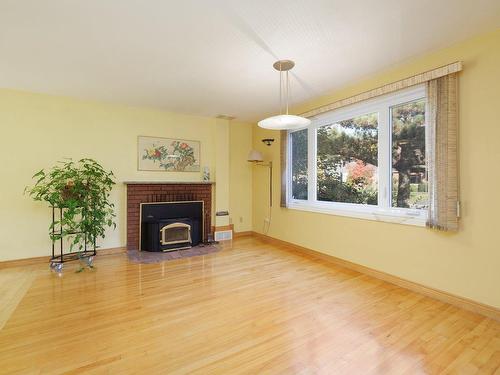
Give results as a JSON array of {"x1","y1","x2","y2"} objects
[
  {"x1": 247, "y1": 149, "x2": 273, "y2": 207},
  {"x1": 262, "y1": 138, "x2": 275, "y2": 146}
]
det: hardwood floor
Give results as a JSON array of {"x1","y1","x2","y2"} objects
[{"x1": 0, "y1": 237, "x2": 499, "y2": 374}]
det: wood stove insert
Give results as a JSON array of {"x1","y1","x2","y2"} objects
[{"x1": 140, "y1": 201, "x2": 204, "y2": 252}]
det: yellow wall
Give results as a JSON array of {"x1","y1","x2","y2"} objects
[
  {"x1": 252, "y1": 28, "x2": 500, "y2": 308},
  {"x1": 0, "y1": 89, "x2": 251, "y2": 261},
  {"x1": 229, "y1": 121, "x2": 253, "y2": 232}
]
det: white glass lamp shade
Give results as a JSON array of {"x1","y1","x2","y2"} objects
[
  {"x1": 247, "y1": 149, "x2": 264, "y2": 162},
  {"x1": 258, "y1": 114, "x2": 311, "y2": 130}
]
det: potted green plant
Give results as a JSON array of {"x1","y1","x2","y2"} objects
[{"x1": 25, "y1": 158, "x2": 116, "y2": 271}]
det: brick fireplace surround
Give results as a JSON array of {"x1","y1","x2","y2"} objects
[{"x1": 125, "y1": 182, "x2": 213, "y2": 250}]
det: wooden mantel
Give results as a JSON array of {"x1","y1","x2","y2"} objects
[{"x1": 123, "y1": 181, "x2": 215, "y2": 185}]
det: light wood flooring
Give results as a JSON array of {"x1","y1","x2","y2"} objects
[{"x1": 0, "y1": 237, "x2": 499, "y2": 374}]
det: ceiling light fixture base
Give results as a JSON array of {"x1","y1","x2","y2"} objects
[{"x1": 273, "y1": 60, "x2": 295, "y2": 72}]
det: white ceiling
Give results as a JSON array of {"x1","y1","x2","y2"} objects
[{"x1": 1, "y1": 0, "x2": 499, "y2": 121}]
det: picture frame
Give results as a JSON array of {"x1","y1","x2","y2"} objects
[{"x1": 138, "y1": 136, "x2": 201, "y2": 172}]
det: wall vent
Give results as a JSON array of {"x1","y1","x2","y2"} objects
[
  {"x1": 216, "y1": 114, "x2": 236, "y2": 121},
  {"x1": 214, "y1": 230, "x2": 233, "y2": 241}
]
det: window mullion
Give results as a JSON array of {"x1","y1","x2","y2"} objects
[
  {"x1": 378, "y1": 107, "x2": 390, "y2": 208},
  {"x1": 308, "y1": 125, "x2": 316, "y2": 203},
  {"x1": 286, "y1": 131, "x2": 292, "y2": 204}
]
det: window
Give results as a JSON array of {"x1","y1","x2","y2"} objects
[
  {"x1": 290, "y1": 128, "x2": 308, "y2": 200},
  {"x1": 317, "y1": 113, "x2": 378, "y2": 205},
  {"x1": 391, "y1": 99, "x2": 428, "y2": 210},
  {"x1": 287, "y1": 85, "x2": 427, "y2": 226}
]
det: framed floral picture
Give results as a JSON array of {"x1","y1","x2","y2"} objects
[{"x1": 138, "y1": 136, "x2": 200, "y2": 172}]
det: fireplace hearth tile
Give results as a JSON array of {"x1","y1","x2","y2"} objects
[{"x1": 126, "y1": 244, "x2": 220, "y2": 264}]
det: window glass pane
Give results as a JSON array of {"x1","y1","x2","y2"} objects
[
  {"x1": 290, "y1": 129, "x2": 308, "y2": 200},
  {"x1": 317, "y1": 113, "x2": 378, "y2": 205},
  {"x1": 391, "y1": 99, "x2": 428, "y2": 209}
]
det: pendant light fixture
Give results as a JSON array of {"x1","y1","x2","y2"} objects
[{"x1": 258, "y1": 60, "x2": 311, "y2": 130}]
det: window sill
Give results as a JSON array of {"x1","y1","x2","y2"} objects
[{"x1": 287, "y1": 201, "x2": 427, "y2": 227}]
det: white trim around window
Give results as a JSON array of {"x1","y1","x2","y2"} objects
[{"x1": 287, "y1": 85, "x2": 428, "y2": 227}]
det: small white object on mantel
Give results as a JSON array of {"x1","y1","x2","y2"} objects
[{"x1": 123, "y1": 181, "x2": 215, "y2": 185}]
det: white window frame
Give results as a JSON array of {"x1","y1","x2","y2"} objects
[{"x1": 287, "y1": 85, "x2": 427, "y2": 227}]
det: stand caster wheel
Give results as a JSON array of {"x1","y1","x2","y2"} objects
[
  {"x1": 86, "y1": 256, "x2": 94, "y2": 267},
  {"x1": 79, "y1": 256, "x2": 94, "y2": 268},
  {"x1": 50, "y1": 262, "x2": 63, "y2": 273}
]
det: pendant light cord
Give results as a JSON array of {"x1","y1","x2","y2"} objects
[
  {"x1": 278, "y1": 62, "x2": 291, "y2": 116},
  {"x1": 279, "y1": 64, "x2": 283, "y2": 115},
  {"x1": 286, "y1": 70, "x2": 289, "y2": 115}
]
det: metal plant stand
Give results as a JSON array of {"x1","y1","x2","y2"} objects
[{"x1": 49, "y1": 206, "x2": 96, "y2": 272}]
